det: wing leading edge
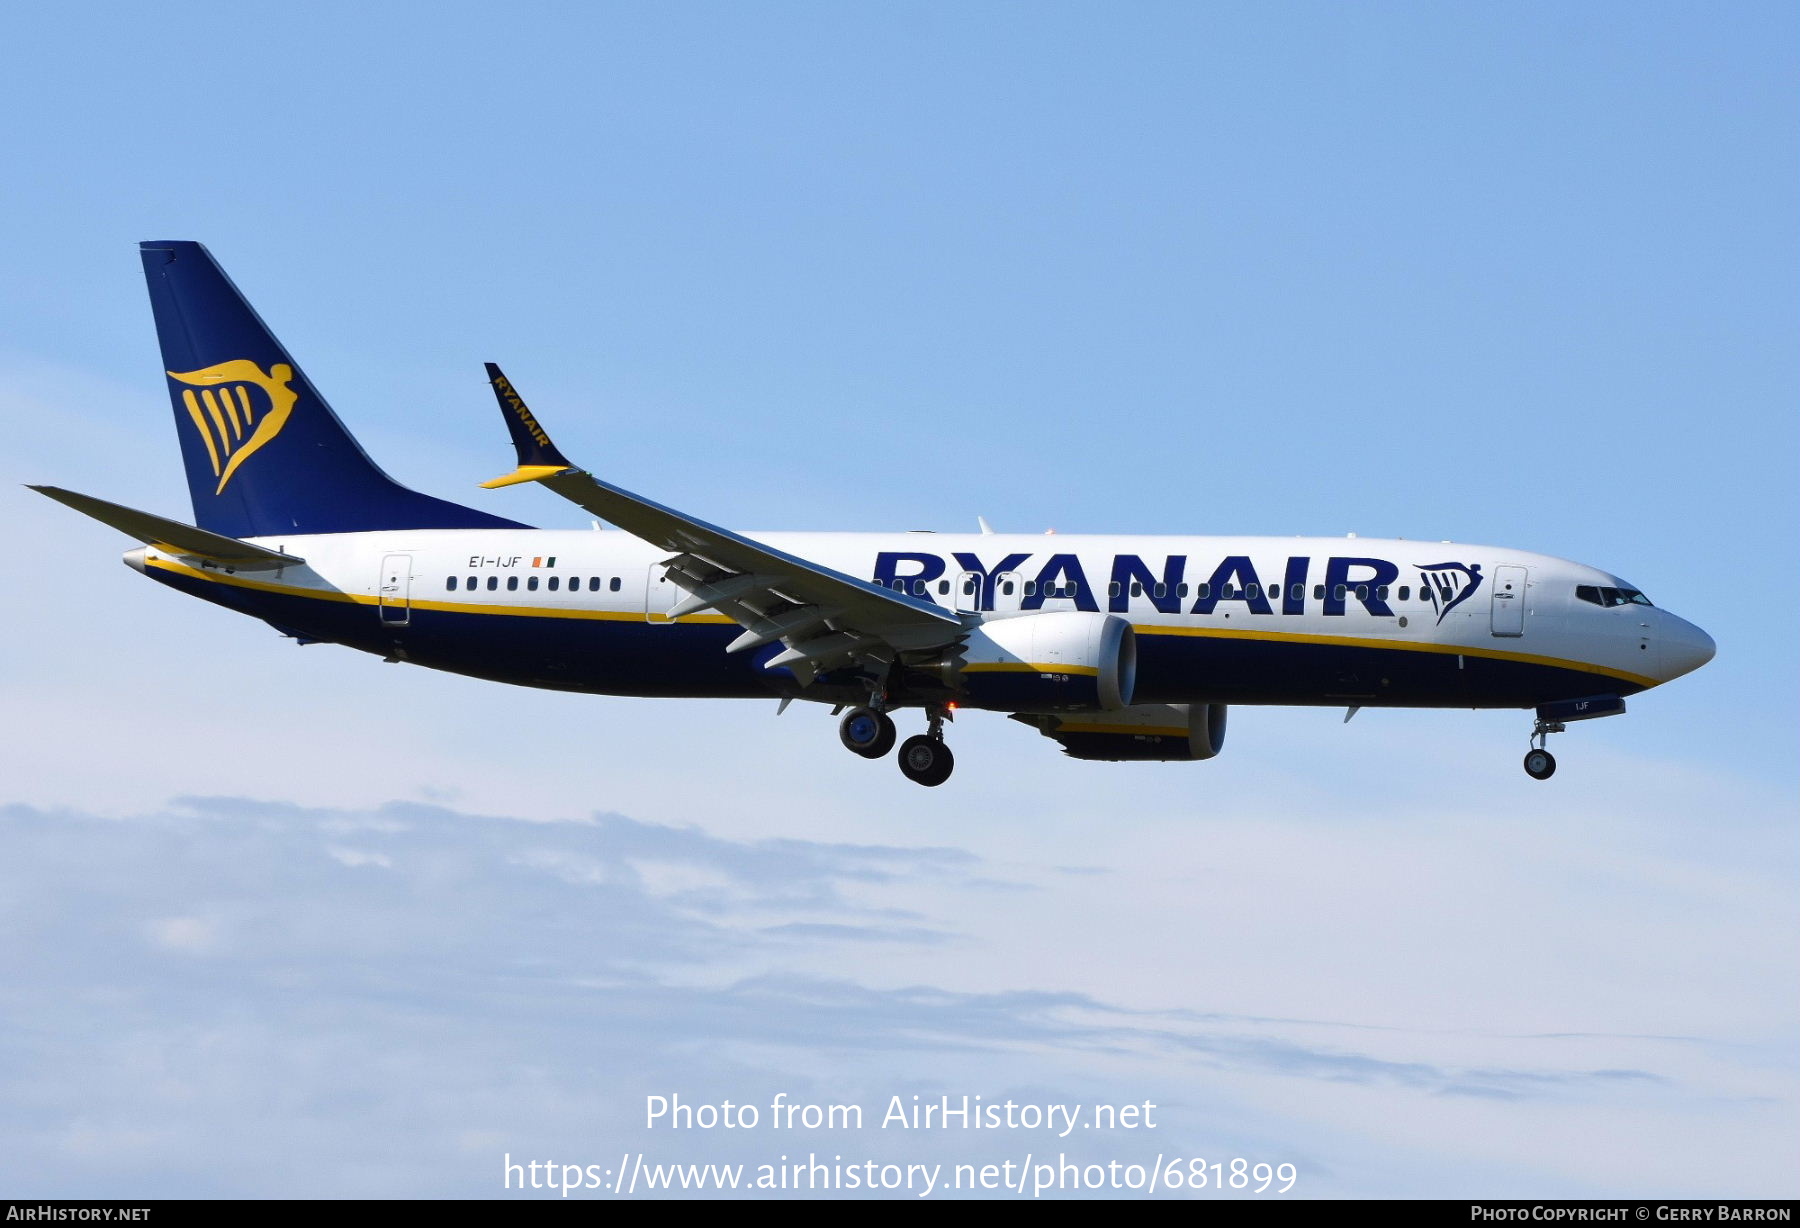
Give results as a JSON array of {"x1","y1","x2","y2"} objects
[
  {"x1": 30, "y1": 485, "x2": 305, "y2": 570},
  {"x1": 477, "y1": 364, "x2": 964, "y2": 681}
]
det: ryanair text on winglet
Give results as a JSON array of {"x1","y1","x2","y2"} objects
[{"x1": 491, "y1": 371, "x2": 552, "y2": 448}]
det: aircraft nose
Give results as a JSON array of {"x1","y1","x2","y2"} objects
[{"x1": 1660, "y1": 614, "x2": 1715, "y2": 681}]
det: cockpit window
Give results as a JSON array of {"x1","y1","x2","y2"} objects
[{"x1": 1577, "y1": 584, "x2": 1653, "y2": 608}]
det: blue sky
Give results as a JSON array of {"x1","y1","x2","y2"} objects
[{"x1": 1, "y1": 1, "x2": 1795, "y2": 1199}]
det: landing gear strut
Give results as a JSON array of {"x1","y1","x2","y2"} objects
[
  {"x1": 898, "y1": 706, "x2": 955, "y2": 787},
  {"x1": 1523, "y1": 718, "x2": 1563, "y2": 780}
]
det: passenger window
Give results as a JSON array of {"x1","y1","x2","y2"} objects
[
  {"x1": 1179, "y1": 583, "x2": 1189, "y2": 597},
  {"x1": 912, "y1": 580, "x2": 927, "y2": 596},
  {"x1": 1130, "y1": 581, "x2": 1143, "y2": 597},
  {"x1": 527, "y1": 576, "x2": 539, "y2": 591},
  {"x1": 609, "y1": 577, "x2": 621, "y2": 592},
  {"x1": 938, "y1": 580, "x2": 949, "y2": 595},
  {"x1": 1376, "y1": 585, "x2": 1388, "y2": 600},
  {"x1": 1001, "y1": 580, "x2": 1015, "y2": 595},
  {"x1": 1355, "y1": 585, "x2": 1368, "y2": 601},
  {"x1": 507, "y1": 576, "x2": 519, "y2": 591},
  {"x1": 963, "y1": 578, "x2": 976, "y2": 595},
  {"x1": 1024, "y1": 581, "x2": 1037, "y2": 596},
  {"x1": 1153, "y1": 583, "x2": 1166, "y2": 599},
  {"x1": 445, "y1": 577, "x2": 457, "y2": 592},
  {"x1": 1245, "y1": 584, "x2": 1259, "y2": 599},
  {"x1": 1399, "y1": 586, "x2": 1410, "y2": 601},
  {"x1": 548, "y1": 576, "x2": 560, "y2": 591},
  {"x1": 1291, "y1": 584, "x2": 1303, "y2": 601},
  {"x1": 1108, "y1": 582, "x2": 1121, "y2": 598},
  {"x1": 1196, "y1": 583, "x2": 1210, "y2": 600},
  {"x1": 487, "y1": 576, "x2": 498, "y2": 591},
  {"x1": 1333, "y1": 584, "x2": 1346, "y2": 600},
  {"x1": 1313, "y1": 584, "x2": 1324, "y2": 599}
]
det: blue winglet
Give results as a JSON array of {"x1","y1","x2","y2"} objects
[{"x1": 481, "y1": 363, "x2": 575, "y2": 488}]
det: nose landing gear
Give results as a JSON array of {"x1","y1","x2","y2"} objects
[
  {"x1": 1519, "y1": 695, "x2": 1628, "y2": 780},
  {"x1": 1523, "y1": 718, "x2": 1564, "y2": 780}
]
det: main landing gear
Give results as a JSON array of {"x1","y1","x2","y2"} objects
[
  {"x1": 1523, "y1": 717, "x2": 1564, "y2": 780},
  {"x1": 897, "y1": 733, "x2": 954, "y2": 787},
  {"x1": 838, "y1": 706, "x2": 897, "y2": 759},
  {"x1": 837, "y1": 703, "x2": 955, "y2": 786}
]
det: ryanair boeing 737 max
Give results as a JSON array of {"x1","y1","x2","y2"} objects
[{"x1": 32, "y1": 241, "x2": 1716, "y2": 786}]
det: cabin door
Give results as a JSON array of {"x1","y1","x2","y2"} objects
[
  {"x1": 1490, "y1": 566, "x2": 1527, "y2": 637},
  {"x1": 645, "y1": 563, "x2": 678, "y2": 624},
  {"x1": 953, "y1": 570, "x2": 985, "y2": 614},
  {"x1": 377, "y1": 554, "x2": 412, "y2": 626}
]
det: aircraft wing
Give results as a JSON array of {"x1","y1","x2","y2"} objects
[{"x1": 477, "y1": 364, "x2": 964, "y2": 678}]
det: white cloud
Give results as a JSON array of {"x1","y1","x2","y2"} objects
[
  {"x1": 143, "y1": 916, "x2": 219, "y2": 955},
  {"x1": 0, "y1": 793, "x2": 1791, "y2": 1198},
  {"x1": 326, "y1": 846, "x2": 393, "y2": 869}
]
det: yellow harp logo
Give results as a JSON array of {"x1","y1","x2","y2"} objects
[{"x1": 167, "y1": 360, "x2": 299, "y2": 494}]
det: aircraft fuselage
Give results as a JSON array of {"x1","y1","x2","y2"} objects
[{"x1": 131, "y1": 528, "x2": 1712, "y2": 711}]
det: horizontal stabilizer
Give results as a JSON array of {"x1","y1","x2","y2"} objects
[{"x1": 29, "y1": 485, "x2": 305, "y2": 570}]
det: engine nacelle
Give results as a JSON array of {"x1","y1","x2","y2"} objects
[
  {"x1": 928, "y1": 612, "x2": 1136, "y2": 713},
  {"x1": 1022, "y1": 702, "x2": 1228, "y2": 761}
]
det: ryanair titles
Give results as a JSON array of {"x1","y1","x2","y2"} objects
[{"x1": 873, "y1": 551, "x2": 1484, "y2": 620}]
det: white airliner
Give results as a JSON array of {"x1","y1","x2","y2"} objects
[{"x1": 33, "y1": 241, "x2": 1715, "y2": 786}]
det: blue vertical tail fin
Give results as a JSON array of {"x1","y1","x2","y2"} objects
[{"x1": 140, "y1": 240, "x2": 525, "y2": 537}]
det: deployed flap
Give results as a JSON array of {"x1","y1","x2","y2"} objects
[
  {"x1": 29, "y1": 485, "x2": 305, "y2": 570},
  {"x1": 476, "y1": 365, "x2": 962, "y2": 676}
]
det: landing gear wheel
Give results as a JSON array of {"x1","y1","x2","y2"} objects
[
  {"x1": 897, "y1": 735, "x2": 954, "y2": 787},
  {"x1": 1523, "y1": 748, "x2": 1556, "y2": 780},
  {"x1": 839, "y1": 707, "x2": 897, "y2": 759}
]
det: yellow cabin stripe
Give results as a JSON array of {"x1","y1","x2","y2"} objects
[
  {"x1": 145, "y1": 558, "x2": 733, "y2": 623},
  {"x1": 142, "y1": 559, "x2": 1654, "y2": 687},
  {"x1": 1131, "y1": 622, "x2": 1658, "y2": 689}
]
